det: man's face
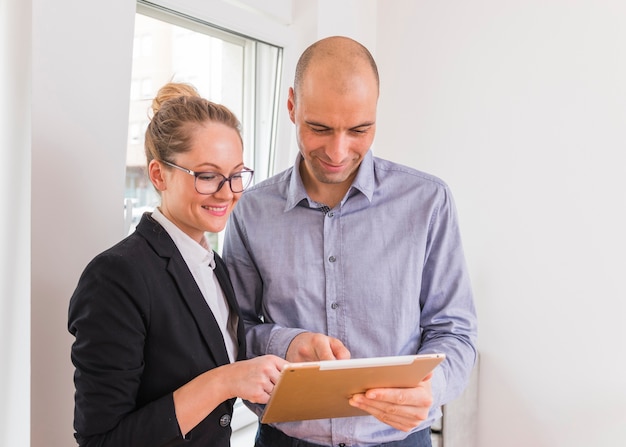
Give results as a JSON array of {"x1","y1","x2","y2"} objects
[{"x1": 288, "y1": 65, "x2": 378, "y2": 191}]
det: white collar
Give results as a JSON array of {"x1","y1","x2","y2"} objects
[{"x1": 151, "y1": 207, "x2": 215, "y2": 269}]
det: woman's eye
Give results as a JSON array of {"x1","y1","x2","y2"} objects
[{"x1": 197, "y1": 173, "x2": 218, "y2": 182}]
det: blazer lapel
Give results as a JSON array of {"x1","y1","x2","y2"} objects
[
  {"x1": 167, "y1": 258, "x2": 232, "y2": 367},
  {"x1": 137, "y1": 214, "x2": 231, "y2": 367},
  {"x1": 214, "y1": 255, "x2": 247, "y2": 361}
]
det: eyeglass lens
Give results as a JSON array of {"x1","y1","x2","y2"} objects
[{"x1": 195, "y1": 171, "x2": 253, "y2": 194}]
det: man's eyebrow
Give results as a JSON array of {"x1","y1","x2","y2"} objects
[
  {"x1": 305, "y1": 120, "x2": 375, "y2": 129},
  {"x1": 351, "y1": 121, "x2": 375, "y2": 129},
  {"x1": 305, "y1": 120, "x2": 331, "y2": 128}
]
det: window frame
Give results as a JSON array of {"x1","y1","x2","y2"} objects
[{"x1": 125, "y1": 1, "x2": 284, "y2": 245}]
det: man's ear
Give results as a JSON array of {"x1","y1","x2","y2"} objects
[
  {"x1": 148, "y1": 159, "x2": 167, "y2": 192},
  {"x1": 287, "y1": 87, "x2": 296, "y2": 124}
]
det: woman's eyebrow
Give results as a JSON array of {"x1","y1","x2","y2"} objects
[{"x1": 195, "y1": 162, "x2": 245, "y2": 172}]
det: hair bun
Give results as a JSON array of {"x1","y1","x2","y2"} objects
[{"x1": 151, "y1": 82, "x2": 201, "y2": 115}]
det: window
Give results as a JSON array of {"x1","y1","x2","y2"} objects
[{"x1": 125, "y1": 1, "x2": 283, "y2": 251}]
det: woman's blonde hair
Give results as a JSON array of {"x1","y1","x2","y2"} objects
[{"x1": 144, "y1": 82, "x2": 242, "y2": 167}]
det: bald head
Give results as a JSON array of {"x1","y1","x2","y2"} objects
[{"x1": 293, "y1": 36, "x2": 379, "y2": 101}]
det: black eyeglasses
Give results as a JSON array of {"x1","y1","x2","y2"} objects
[{"x1": 161, "y1": 160, "x2": 254, "y2": 195}]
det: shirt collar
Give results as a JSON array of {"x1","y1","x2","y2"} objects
[
  {"x1": 285, "y1": 150, "x2": 375, "y2": 212},
  {"x1": 151, "y1": 207, "x2": 216, "y2": 269}
]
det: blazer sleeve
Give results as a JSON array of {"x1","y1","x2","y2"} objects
[{"x1": 68, "y1": 251, "x2": 182, "y2": 447}]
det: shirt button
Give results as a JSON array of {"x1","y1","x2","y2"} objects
[
  {"x1": 329, "y1": 256, "x2": 336, "y2": 263},
  {"x1": 219, "y1": 414, "x2": 231, "y2": 427},
  {"x1": 331, "y1": 302, "x2": 339, "y2": 309},
  {"x1": 328, "y1": 212, "x2": 334, "y2": 217}
]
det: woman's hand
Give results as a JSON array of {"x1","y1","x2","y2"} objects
[
  {"x1": 225, "y1": 355, "x2": 287, "y2": 404},
  {"x1": 173, "y1": 355, "x2": 286, "y2": 435}
]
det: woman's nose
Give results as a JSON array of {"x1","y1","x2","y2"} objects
[{"x1": 213, "y1": 178, "x2": 236, "y2": 198}]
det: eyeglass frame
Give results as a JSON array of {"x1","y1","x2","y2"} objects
[{"x1": 160, "y1": 159, "x2": 254, "y2": 195}]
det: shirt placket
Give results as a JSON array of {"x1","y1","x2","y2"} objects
[
  {"x1": 322, "y1": 207, "x2": 353, "y2": 446},
  {"x1": 322, "y1": 207, "x2": 342, "y2": 340}
]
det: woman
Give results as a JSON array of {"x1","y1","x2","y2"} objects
[{"x1": 68, "y1": 83, "x2": 285, "y2": 446}]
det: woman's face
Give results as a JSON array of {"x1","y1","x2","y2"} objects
[{"x1": 150, "y1": 121, "x2": 244, "y2": 243}]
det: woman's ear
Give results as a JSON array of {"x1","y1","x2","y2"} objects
[{"x1": 148, "y1": 159, "x2": 167, "y2": 192}]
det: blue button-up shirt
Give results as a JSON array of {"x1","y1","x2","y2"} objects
[{"x1": 223, "y1": 150, "x2": 477, "y2": 446}]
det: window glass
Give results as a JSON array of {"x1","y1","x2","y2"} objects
[{"x1": 125, "y1": 4, "x2": 282, "y2": 251}]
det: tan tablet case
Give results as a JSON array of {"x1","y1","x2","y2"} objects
[{"x1": 261, "y1": 353, "x2": 445, "y2": 424}]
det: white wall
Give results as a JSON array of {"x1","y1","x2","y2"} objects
[
  {"x1": 1, "y1": 0, "x2": 31, "y2": 445},
  {"x1": 31, "y1": 1, "x2": 136, "y2": 445},
  {"x1": 375, "y1": 1, "x2": 626, "y2": 446}
]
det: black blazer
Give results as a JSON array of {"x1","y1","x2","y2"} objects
[{"x1": 68, "y1": 213, "x2": 246, "y2": 447}]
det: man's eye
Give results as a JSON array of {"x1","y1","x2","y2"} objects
[
  {"x1": 351, "y1": 128, "x2": 369, "y2": 134},
  {"x1": 311, "y1": 127, "x2": 329, "y2": 133}
]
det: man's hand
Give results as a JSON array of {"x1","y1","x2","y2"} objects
[
  {"x1": 348, "y1": 373, "x2": 434, "y2": 432},
  {"x1": 286, "y1": 332, "x2": 351, "y2": 362}
]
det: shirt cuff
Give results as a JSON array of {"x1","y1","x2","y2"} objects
[{"x1": 266, "y1": 327, "x2": 308, "y2": 359}]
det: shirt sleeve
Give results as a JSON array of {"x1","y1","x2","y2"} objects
[
  {"x1": 223, "y1": 210, "x2": 306, "y2": 359},
  {"x1": 417, "y1": 186, "x2": 478, "y2": 408}
]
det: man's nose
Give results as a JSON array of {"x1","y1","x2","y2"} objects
[{"x1": 326, "y1": 133, "x2": 350, "y2": 162}]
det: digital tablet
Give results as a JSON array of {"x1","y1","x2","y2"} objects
[{"x1": 261, "y1": 353, "x2": 445, "y2": 424}]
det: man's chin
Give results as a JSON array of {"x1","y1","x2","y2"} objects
[
  {"x1": 316, "y1": 174, "x2": 350, "y2": 185},
  {"x1": 311, "y1": 167, "x2": 352, "y2": 185}
]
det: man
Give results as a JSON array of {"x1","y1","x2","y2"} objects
[{"x1": 223, "y1": 36, "x2": 477, "y2": 447}]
